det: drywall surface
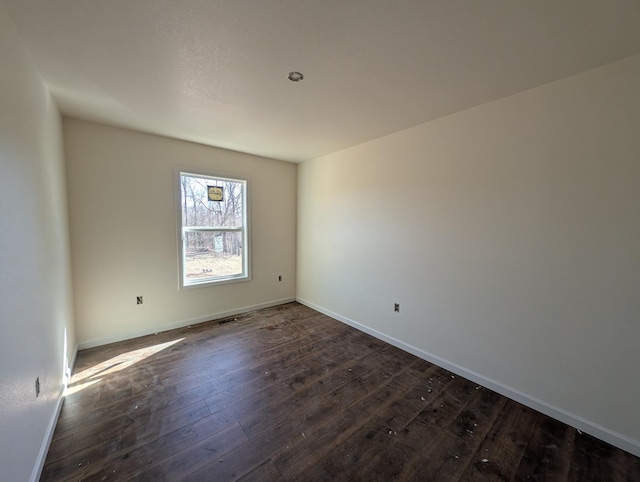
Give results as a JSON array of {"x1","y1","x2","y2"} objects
[
  {"x1": 0, "y1": 2, "x2": 76, "y2": 480},
  {"x1": 298, "y1": 55, "x2": 640, "y2": 450},
  {"x1": 64, "y1": 119, "x2": 297, "y2": 347}
]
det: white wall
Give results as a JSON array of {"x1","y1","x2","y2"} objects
[
  {"x1": 0, "y1": 1, "x2": 76, "y2": 480},
  {"x1": 298, "y1": 55, "x2": 640, "y2": 455},
  {"x1": 64, "y1": 119, "x2": 297, "y2": 347}
]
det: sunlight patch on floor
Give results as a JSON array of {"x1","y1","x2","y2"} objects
[
  {"x1": 64, "y1": 378, "x2": 102, "y2": 396},
  {"x1": 65, "y1": 338, "x2": 184, "y2": 396}
]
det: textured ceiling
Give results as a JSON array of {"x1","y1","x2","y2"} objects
[{"x1": 5, "y1": 0, "x2": 640, "y2": 162}]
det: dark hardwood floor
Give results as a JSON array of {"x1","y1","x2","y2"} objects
[{"x1": 42, "y1": 302, "x2": 640, "y2": 481}]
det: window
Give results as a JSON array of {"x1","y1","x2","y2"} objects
[{"x1": 178, "y1": 171, "x2": 249, "y2": 287}]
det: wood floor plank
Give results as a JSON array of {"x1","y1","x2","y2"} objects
[
  {"x1": 271, "y1": 370, "x2": 420, "y2": 478},
  {"x1": 294, "y1": 415, "x2": 394, "y2": 481},
  {"x1": 567, "y1": 429, "x2": 640, "y2": 481},
  {"x1": 459, "y1": 399, "x2": 537, "y2": 481},
  {"x1": 85, "y1": 417, "x2": 247, "y2": 481},
  {"x1": 514, "y1": 414, "x2": 576, "y2": 480},
  {"x1": 181, "y1": 404, "x2": 329, "y2": 481},
  {"x1": 40, "y1": 302, "x2": 640, "y2": 481},
  {"x1": 236, "y1": 460, "x2": 284, "y2": 482}
]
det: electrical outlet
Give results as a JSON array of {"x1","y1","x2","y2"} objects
[
  {"x1": 394, "y1": 303, "x2": 400, "y2": 313},
  {"x1": 137, "y1": 296, "x2": 143, "y2": 305},
  {"x1": 35, "y1": 377, "x2": 40, "y2": 397}
]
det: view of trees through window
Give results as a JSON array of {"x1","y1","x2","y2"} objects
[{"x1": 179, "y1": 172, "x2": 247, "y2": 284}]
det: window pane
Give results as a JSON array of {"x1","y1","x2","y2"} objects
[
  {"x1": 180, "y1": 175, "x2": 244, "y2": 228},
  {"x1": 184, "y1": 231, "x2": 244, "y2": 281},
  {"x1": 179, "y1": 171, "x2": 248, "y2": 287}
]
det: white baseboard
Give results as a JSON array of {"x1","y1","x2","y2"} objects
[
  {"x1": 66, "y1": 345, "x2": 78, "y2": 388},
  {"x1": 30, "y1": 344, "x2": 78, "y2": 482},
  {"x1": 296, "y1": 297, "x2": 640, "y2": 458},
  {"x1": 78, "y1": 297, "x2": 297, "y2": 350},
  {"x1": 30, "y1": 386, "x2": 65, "y2": 482}
]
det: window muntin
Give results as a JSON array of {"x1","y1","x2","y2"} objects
[{"x1": 179, "y1": 172, "x2": 248, "y2": 287}]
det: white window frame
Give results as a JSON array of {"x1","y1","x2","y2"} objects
[{"x1": 176, "y1": 169, "x2": 250, "y2": 288}]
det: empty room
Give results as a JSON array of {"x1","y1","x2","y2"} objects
[{"x1": 1, "y1": 1, "x2": 640, "y2": 480}]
